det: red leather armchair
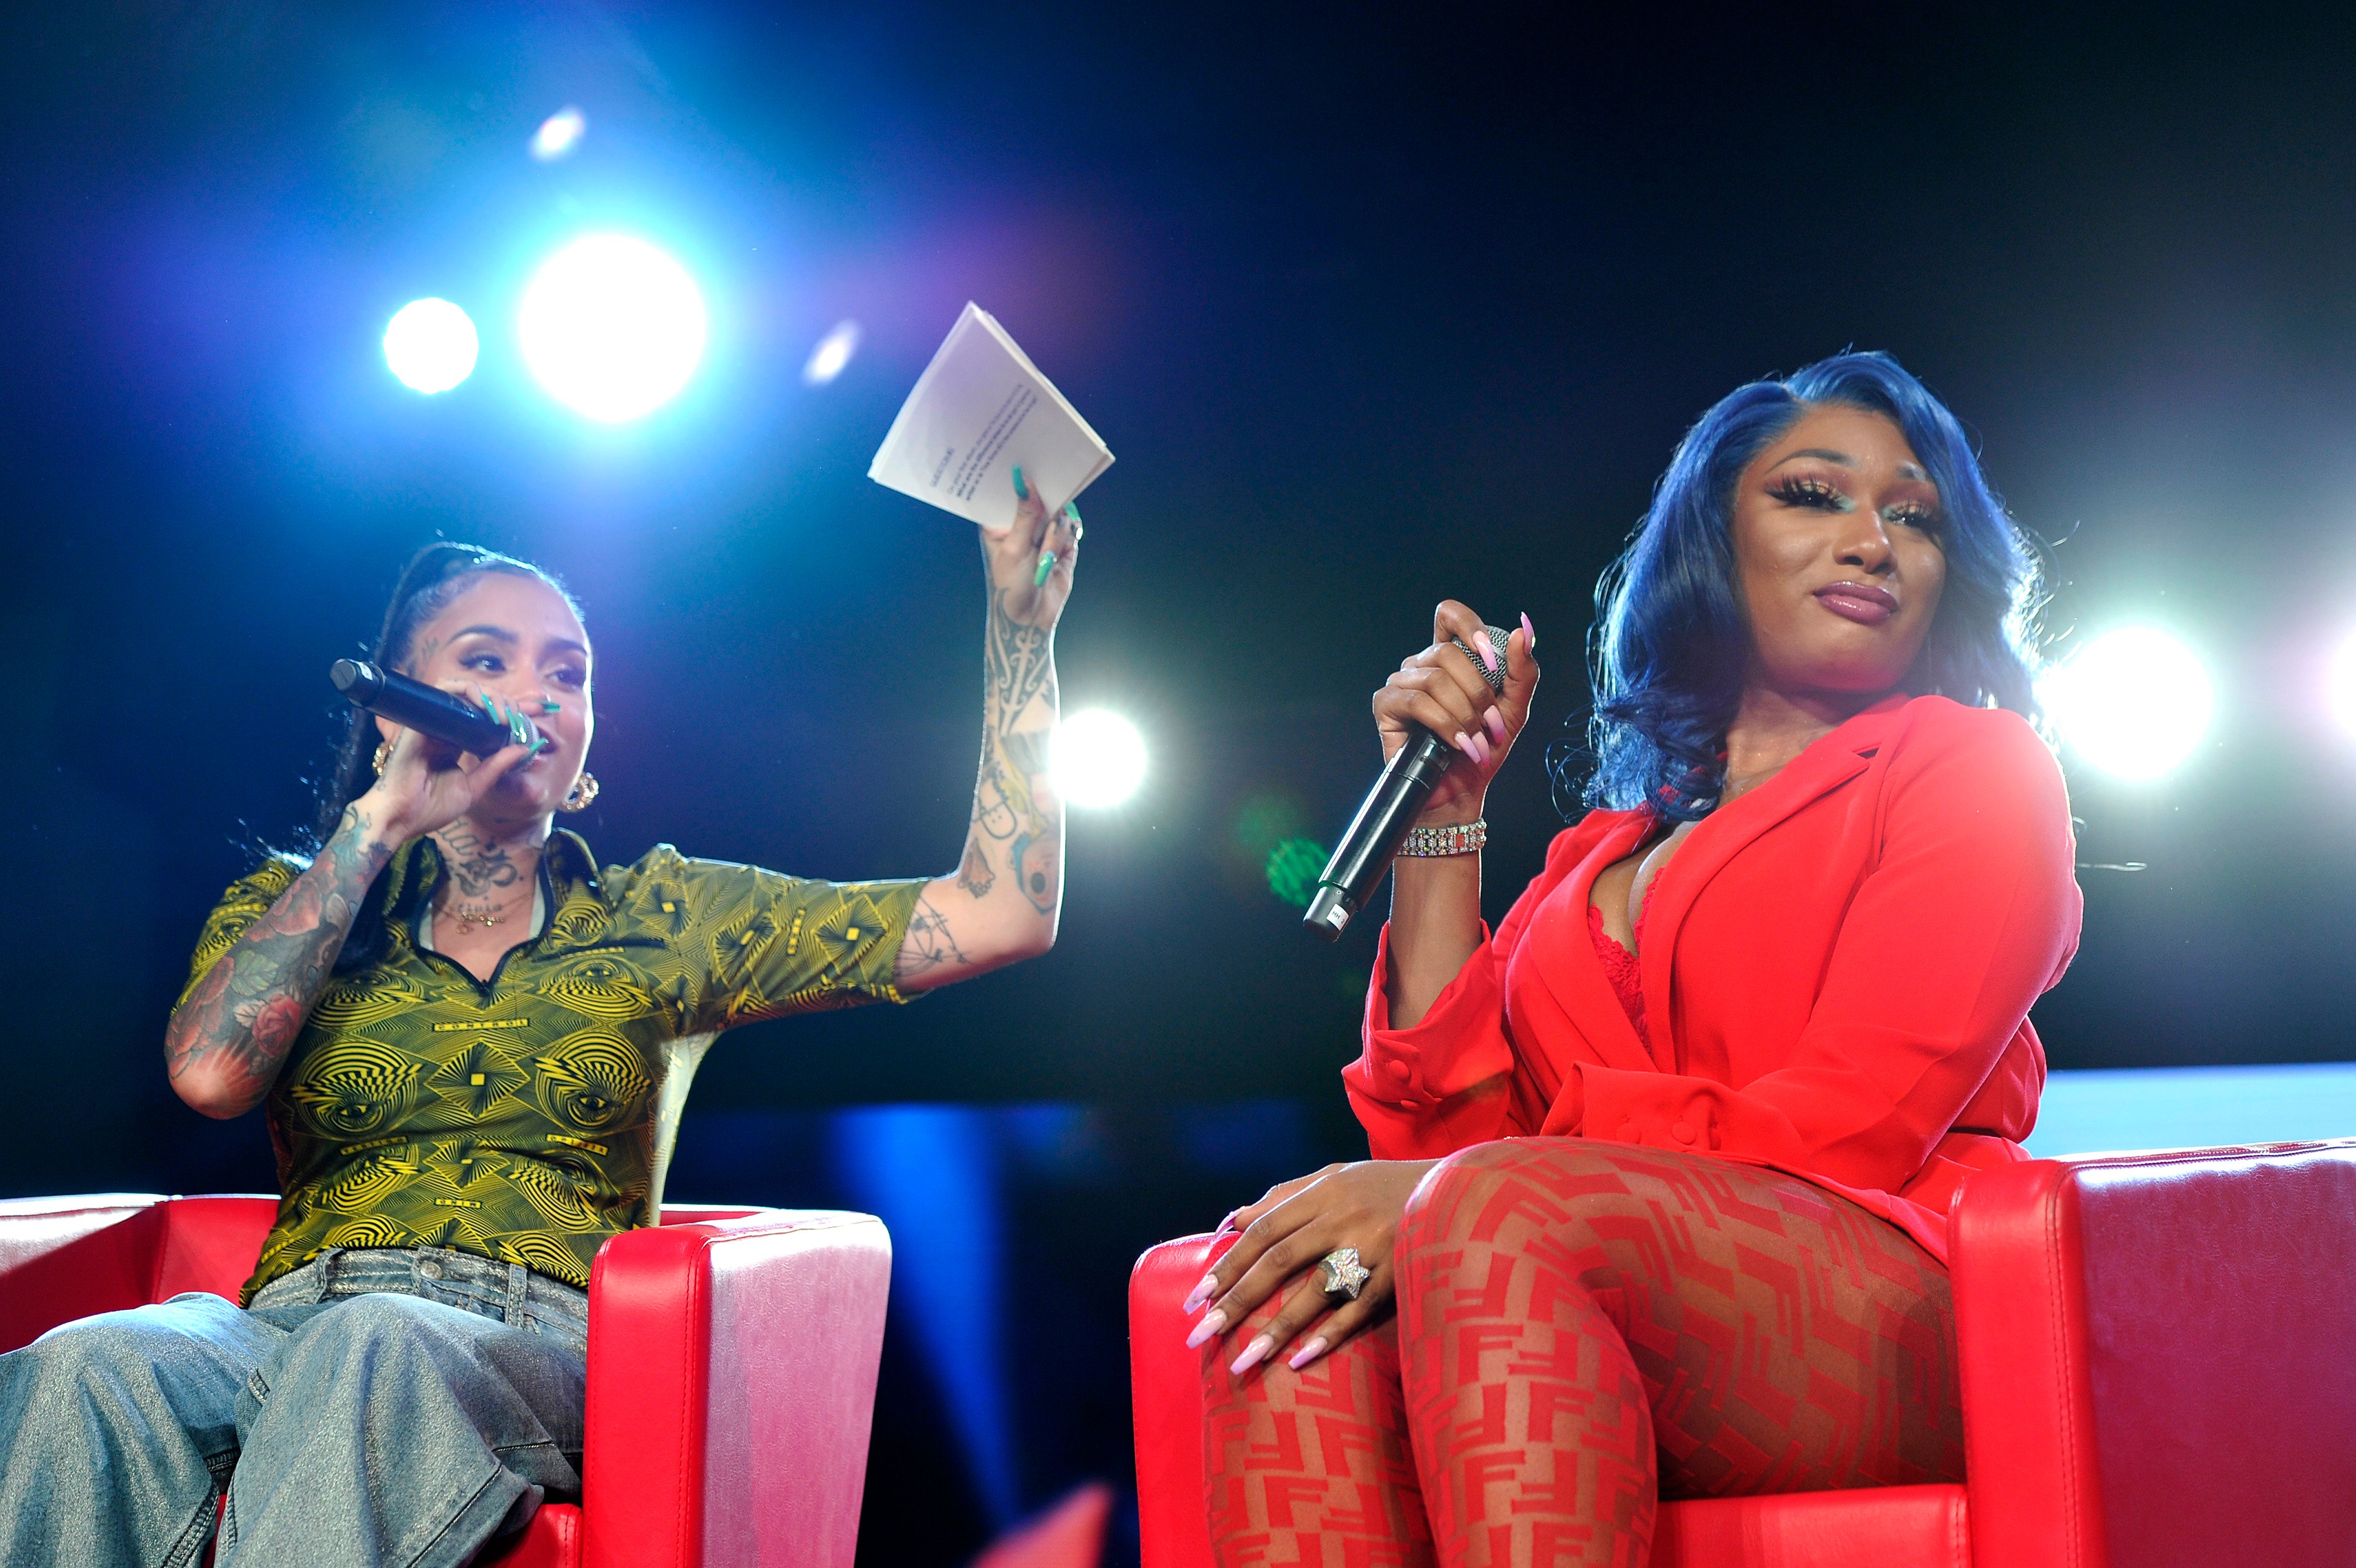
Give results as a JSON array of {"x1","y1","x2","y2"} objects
[
  {"x1": 1131, "y1": 1140, "x2": 2356, "y2": 1568},
  {"x1": 0, "y1": 1193, "x2": 892, "y2": 1568}
]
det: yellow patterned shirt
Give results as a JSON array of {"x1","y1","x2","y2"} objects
[{"x1": 176, "y1": 830, "x2": 924, "y2": 1302}]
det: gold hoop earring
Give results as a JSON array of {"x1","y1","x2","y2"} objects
[
  {"x1": 372, "y1": 739, "x2": 393, "y2": 776},
  {"x1": 560, "y1": 772, "x2": 600, "y2": 812}
]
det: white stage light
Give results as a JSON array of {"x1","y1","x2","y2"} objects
[
  {"x1": 382, "y1": 299, "x2": 479, "y2": 393},
  {"x1": 2328, "y1": 630, "x2": 2356, "y2": 742},
  {"x1": 802, "y1": 320, "x2": 862, "y2": 386},
  {"x1": 531, "y1": 107, "x2": 586, "y2": 161},
  {"x1": 1051, "y1": 710, "x2": 1147, "y2": 808},
  {"x1": 519, "y1": 236, "x2": 706, "y2": 422},
  {"x1": 2040, "y1": 627, "x2": 2215, "y2": 780}
]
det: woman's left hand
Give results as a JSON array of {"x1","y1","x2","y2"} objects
[
  {"x1": 1183, "y1": 1158, "x2": 1438, "y2": 1375},
  {"x1": 984, "y1": 469, "x2": 1081, "y2": 630}
]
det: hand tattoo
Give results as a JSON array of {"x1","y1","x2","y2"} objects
[{"x1": 164, "y1": 803, "x2": 396, "y2": 1115}]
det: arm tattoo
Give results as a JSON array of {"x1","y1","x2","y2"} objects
[
  {"x1": 1001, "y1": 729, "x2": 1060, "y2": 914},
  {"x1": 984, "y1": 586, "x2": 1055, "y2": 720},
  {"x1": 893, "y1": 892, "x2": 973, "y2": 982},
  {"x1": 164, "y1": 803, "x2": 396, "y2": 1114},
  {"x1": 956, "y1": 836, "x2": 996, "y2": 898},
  {"x1": 957, "y1": 588, "x2": 1063, "y2": 913}
]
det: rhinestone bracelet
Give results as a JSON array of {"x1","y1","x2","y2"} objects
[{"x1": 1398, "y1": 819, "x2": 1487, "y2": 857}]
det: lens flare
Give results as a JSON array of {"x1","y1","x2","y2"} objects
[
  {"x1": 382, "y1": 298, "x2": 479, "y2": 393},
  {"x1": 802, "y1": 320, "x2": 862, "y2": 386},
  {"x1": 531, "y1": 107, "x2": 586, "y2": 161},
  {"x1": 2039, "y1": 627, "x2": 2215, "y2": 780},
  {"x1": 519, "y1": 235, "x2": 707, "y2": 422},
  {"x1": 1050, "y1": 710, "x2": 1147, "y2": 808},
  {"x1": 1265, "y1": 838, "x2": 1328, "y2": 909}
]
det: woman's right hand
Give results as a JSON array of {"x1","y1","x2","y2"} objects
[
  {"x1": 355, "y1": 685, "x2": 541, "y2": 846},
  {"x1": 1372, "y1": 600, "x2": 1540, "y2": 822}
]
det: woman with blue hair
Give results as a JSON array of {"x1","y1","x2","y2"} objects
[{"x1": 1186, "y1": 353, "x2": 2082, "y2": 1564}]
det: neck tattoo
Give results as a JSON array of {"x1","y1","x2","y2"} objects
[
  {"x1": 437, "y1": 823, "x2": 535, "y2": 900},
  {"x1": 434, "y1": 825, "x2": 542, "y2": 931}
]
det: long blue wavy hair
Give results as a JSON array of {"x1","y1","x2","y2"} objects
[{"x1": 1562, "y1": 351, "x2": 2045, "y2": 822}]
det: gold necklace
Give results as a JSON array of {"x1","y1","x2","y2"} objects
[{"x1": 444, "y1": 893, "x2": 524, "y2": 930}]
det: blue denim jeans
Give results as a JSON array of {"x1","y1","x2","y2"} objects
[{"x1": 0, "y1": 1246, "x2": 589, "y2": 1568}]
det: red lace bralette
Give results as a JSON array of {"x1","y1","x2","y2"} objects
[{"x1": 1587, "y1": 901, "x2": 1649, "y2": 1045}]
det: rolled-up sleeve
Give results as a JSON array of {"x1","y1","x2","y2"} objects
[
  {"x1": 1343, "y1": 828, "x2": 1596, "y2": 1157},
  {"x1": 1345, "y1": 921, "x2": 1521, "y2": 1156}
]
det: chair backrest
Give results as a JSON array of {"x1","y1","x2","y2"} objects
[{"x1": 1954, "y1": 1140, "x2": 2356, "y2": 1568}]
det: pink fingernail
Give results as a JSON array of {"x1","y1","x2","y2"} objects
[
  {"x1": 1229, "y1": 1334, "x2": 1274, "y2": 1375},
  {"x1": 1484, "y1": 709, "x2": 1508, "y2": 744},
  {"x1": 1182, "y1": 1273, "x2": 1218, "y2": 1313},
  {"x1": 1288, "y1": 1337, "x2": 1329, "y2": 1371},
  {"x1": 1520, "y1": 612, "x2": 1537, "y2": 653},
  {"x1": 1453, "y1": 730, "x2": 1476, "y2": 757},
  {"x1": 1467, "y1": 732, "x2": 1492, "y2": 767},
  {"x1": 1185, "y1": 1309, "x2": 1227, "y2": 1349},
  {"x1": 1470, "y1": 635, "x2": 1499, "y2": 675}
]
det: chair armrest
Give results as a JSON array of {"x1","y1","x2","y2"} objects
[
  {"x1": 1130, "y1": 1234, "x2": 1229, "y2": 1568},
  {"x1": 583, "y1": 1209, "x2": 891, "y2": 1568},
  {"x1": 1953, "y1": 1140, "x2": 2356, "y2": 1568},
  {"x1": 0, "y1": 1194, "x2": 169, "y2": 1352}
]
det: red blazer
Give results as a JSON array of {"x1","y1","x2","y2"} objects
[{"x1": 1345, "y1": 694, "x2": 2082, "y2": 1262}]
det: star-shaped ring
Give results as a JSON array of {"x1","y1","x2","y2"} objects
[{"x1": 1316, "y1": 1246, "x2": 1370, "y2": 1301}]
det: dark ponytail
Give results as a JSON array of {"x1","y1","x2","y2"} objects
[{"x1": 319, "y1": 542, "x2": 582, "y2": 974}]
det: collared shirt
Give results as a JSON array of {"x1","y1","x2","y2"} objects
[{"x1": 177, "y1": 830, "x2": 924, "y2": 1301}]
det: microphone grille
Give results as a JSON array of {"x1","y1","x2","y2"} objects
[{"x1": 1451, "y1": 626, "x2": 1511, "y2": 694}]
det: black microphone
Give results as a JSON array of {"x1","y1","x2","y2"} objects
[
  {"x1": 330, "y1": 659, "x2": 541, "y2": 760},
  {"x1": 1305, "y1": 626, "x2": 1508, "y2": 941}
]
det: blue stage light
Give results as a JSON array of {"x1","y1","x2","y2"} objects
[
  {"x1": 828, "y1": 1107, "x2": 1019, "y2": 1529},
  {"x1": 382, "y1": 298, "x2": 479, "y2": 393},
  {"x1": 519, "y1": 236, "x2": 707, "y2": 422}
]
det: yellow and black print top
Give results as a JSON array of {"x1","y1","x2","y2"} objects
[{"x1": 177, "y1": 830, "x2": 923, "y2": 1302}]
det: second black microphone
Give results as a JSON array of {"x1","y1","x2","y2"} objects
[{"x1": 1305, "y1": 626, "x2": 1509, "y2": 941}]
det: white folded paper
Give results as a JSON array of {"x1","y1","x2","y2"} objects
[{"x1": 868, "y1": 303, "x2": 1113, "y2": 531}]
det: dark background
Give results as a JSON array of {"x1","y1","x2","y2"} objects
[{"x1": 8, "y1": 4, "x2": 2356, "y2": 1562}]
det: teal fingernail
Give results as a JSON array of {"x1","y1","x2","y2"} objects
[
  {"x1": 540, "y1": 700, "x2": 562, "y2": 714},
  {"x1": 1012, "y1": 465, "x2": 1029, "y2": 501},
  {"x1": 1033, "y1": 553, "x2": 1055, "y2": 587},
  {"x1": 478, "y1": 694, "x2": 497, "y2": 717},
  {"x1": 1064, "y1": 501, "x2": 1081, "y2": 522}
]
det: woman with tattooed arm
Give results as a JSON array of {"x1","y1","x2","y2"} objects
[{"x1": 0, "y1": 477, "x2": 1082, "y2": 1568}]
